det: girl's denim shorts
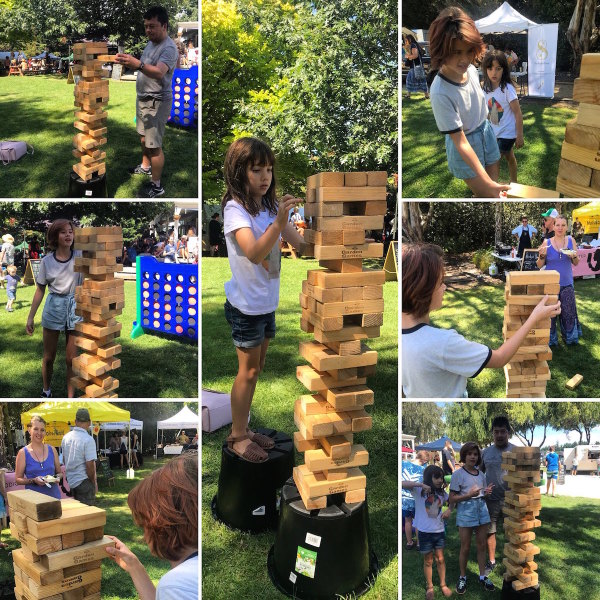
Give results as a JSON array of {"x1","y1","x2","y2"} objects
[
  {"x1": 446, "y1": 120, "x2": 500, "y2": 179},
  {"x1": 456, "y1": 497, "x2": 491, "y2": 528},
  {"x1": 41, "y1": 293, "x2": 81, "y2": 331},
  {"x1": 224, "y1": 299, "x2": 276, "y2": 348}
]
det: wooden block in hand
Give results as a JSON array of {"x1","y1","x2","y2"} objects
[{"x1": 41, "y1": 536, "x2": 115, "y2": 571}]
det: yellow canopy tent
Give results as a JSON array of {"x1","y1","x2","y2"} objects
[
  {"x1": 572, "y1": 201, "x2": 600, "y2": 234},
  {"x1": 21, "y1": 401, "x2": 130, "y2": 426}
]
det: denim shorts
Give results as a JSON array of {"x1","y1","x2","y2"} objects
[
  {"x1": 419, "y1": 530, "x2": 446, "y2": 554},
  {"x1": 7, "y1": 289, "x2": 16, "y2": 300},
  {"x1": 224, "y1": 299, "x2": 276, "y2": 348},
  {"x1": 41, "y1": 293, "x2": 81, "y2": 331},
  {"x1": 456, "y1": 497, "x2": 491, "y2": 528},
  {"x1": 445, "y1": 120, "x2": 501, "y2": 179},
  {"x1": 498, "y1": 137, "x2": 516, "y2": 153}
]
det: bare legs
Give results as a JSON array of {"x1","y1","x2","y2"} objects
[
  {"x1": 139, "y1": 136, "x2": 164, "y2": 185},
  {"x1": 487, "y1": 532, "x2": 497, "y2": 564},
  {"x1": 505, "y1": 149, "x2": 518, "y2": 182},
  {"x1": 230, "y1": 339, "x2": 270, "y2": 455},
  {"x1": 42, "y1": 328, "x2": 77, "y2": 397},
  {"x1": 458, "y1": 525, "x2": 488, "y2": 577},
  {"x1": 464, "y1": 161, "x2": 502, "y2": 197}
]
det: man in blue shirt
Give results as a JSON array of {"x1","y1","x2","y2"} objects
[{"x1": 545, "y1": 446, "x2": 559, "y2": 497}]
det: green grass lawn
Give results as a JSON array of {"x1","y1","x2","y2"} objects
[
  {"x1": 402, "y1": 97, "x2": 577, "y2": 198},
  {"x1": 0, "y1": 457, "x2": 175, "y2": 598},
  {"x1": 0, "y1": 75, "x2": 197, "y2": 198},
  {"x1": 402, "y1": 494, "x2": 600, "y2": 600},
  {"x1": 0, "y1": 279, "x2": 198, "y2": 397},
  {"x1": 202, "y1": 256, "x2": 398, "y2": 599},
  {"x1": 430, "y1": 278, "x2": 600, "y2": 398}
]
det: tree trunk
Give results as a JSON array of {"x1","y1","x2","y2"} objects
[
  {"x1": 495, "y1": 203, "x2": 502, "y2": 246},
  {"x1": 579, "y1": 0, "x2": 596, "y2": 55},
  {"x1": 401, "y1": 202, "x2": 433, "y2": 243},
  {"x1": 0, "y1": 403, "x2": 6, "y2": 469},
  {"x1": 567, "y1": 0, "x2": 585, "y2": 74}
]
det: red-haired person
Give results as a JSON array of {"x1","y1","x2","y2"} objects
[
  {"x1": 106, "y1": 453, "x2": 198, "y2": 599},
  {"x1": 25, "y1": 219, "x2": 83, "y2": 398},
  {"x1": 428, "y1": 7, "x2": 510, "y2": 198},
  {"x1": 402, "y1": 243, "x2": 560, "y2": 397}
]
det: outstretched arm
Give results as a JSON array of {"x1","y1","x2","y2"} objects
[{"x1": 105, "y1": 537, "x2": 157, "y2": 600}]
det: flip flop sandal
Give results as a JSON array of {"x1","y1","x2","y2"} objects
[
  {"x1": 440, "y1": 584, "x2": 452, "y2": 597},
  {"x1": 226, "y1": 434, "x2": 268, "y2": 463},
  {"x1": 426, "y1": 587, "x2": 435, "y2": 600},
  {"x1": 247, "y1": 428, "x2": 275, "y2": 449}
]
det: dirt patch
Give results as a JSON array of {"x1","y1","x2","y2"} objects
[{"x1": 444, "y1": 252, "x2": 503, "y2": 290}]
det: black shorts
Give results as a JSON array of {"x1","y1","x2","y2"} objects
[{"x1": 498, "y1": 138, "x2": 516, "y2": 153}]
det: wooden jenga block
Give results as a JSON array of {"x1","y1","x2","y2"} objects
[
  {"x1": 316, "y1": 187, "x2": 386, "y2": 202},
  {"x1": 296, "y1": 365, "x2": 366, "y2": 391},
  {"x1": 344, "y1": 488, "x2": 366, "y2": 503},
  {"x1": 12, "y1": 549, "x2": 63, "y2": 586},
  {"x1": 318, "y1": 434, "x2": 353, "y2": 459},
  {"x1": 41, "y1": 537, "x2": 115, "y2": 571},
  {"x1": 25, "y1": 503, "x2": 106, "y2": 538},
  {"x1": 565, "y1": 373, "x2": 583, "y2": 390},
  {"x1": 319, "y1": 258, "x2": 365, "y2": 272},
  {"x1": 294, "y1": 464, "x2": 366, "y2": 498},
  {"x1": 344, "y1": 172, "x2": 367, "y2": 186},
  {"x1": 313, "y1": 324, "x2": 380, "y2": 344},
  {"x1": 304, "y1": 445, "x2": 369, "y2": 472},
  {"x1": 506, "y1": 182, "x2": 559, "y2": 198},
  {"x1": 313, "y1": 215, "x2": 384, "y2": 231},
  {"x1": 573, "y1": 77, "x2": 600, "y2": 104},
  {"x1": 293, "y1": 431, "x2": 322, "y2": 453},
  {"x1": 366, "y1": 171, "x2": 387, "y2": 186},
  {"x1": 7, "y1": 490, "x2": 62, "y2": 522},
  {"x1": 293, "y1": 468, "x2": 327, "y2": 510},
  {"x1": 308, "y1": 268, "x2": 385, "y2": 289}
]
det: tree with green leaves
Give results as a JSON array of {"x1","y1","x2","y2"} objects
[{"x1": 402, "y1": 402, "x2": 444, "y2": 442}]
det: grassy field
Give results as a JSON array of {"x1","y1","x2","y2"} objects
[
  {"x1": 401, "y1": 494, "x2": 600, "y2": 600},
  {"x1": 0, "y1": 75, "x2": 197, "y2": 198},
  {"x1": 201, "y1": 256, "x2": 398, "y2": 599},
  {"x1": 401, "y1": 97, "x2": 577, "y2": 198},
  {"x1": 0, "y1": 457, "x2": 177, "y2": 598},
  {"x1": 429, "y1": 278, "x2": 600, "y2": 398},
  {"x1": 0, "y1": 279, "x2": 198, "y2": 397}
]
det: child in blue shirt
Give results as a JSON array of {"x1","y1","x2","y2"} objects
[
  {"x1": 545, "y1": 446, "x2": 559, "y2": 497},
  {"x1": 5, "y1": 265, "x2": 21, "y2": 312}
]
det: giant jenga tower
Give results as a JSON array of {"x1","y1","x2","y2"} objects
[
  {"x1": 72, "y1": 43, "x2": 113, "y2": 182},
  {"x1": 502, "y1": 271, "x2": 559, "y2": 398},
  {"x1": 501, "y1": 447, "x2": 542, "y2": 593},
  {"x1": 556, "y1": 54, "x2": 600, "y2": 197},
  {"x1": 71, "y1": 226, "x2": 124, "y2": 398},
  {"x1": 7, "y1": 490, "x2": 114, "y2": 600},
  {"x1": 293, "y1": 171, "x2": 387, "y2": 509}
]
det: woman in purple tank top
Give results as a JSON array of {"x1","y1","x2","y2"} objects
[
  {"x1": 15, "y1": 415, "x2": 62, "y2": 500},
  {"x1": 537, "y1": 215, "x2": 582, "y2": 346}
]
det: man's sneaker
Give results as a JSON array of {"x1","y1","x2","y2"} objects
[
  {"x1": 40, "y1": 390, "x2": 52, "y2": 398},
  {"x1": 479, "y1": 576, "x2": 495, "y2": 592},
  {"x1": 128, "y1": 164, "x2": 152, "y2": 176},
  {"x1": 456, "y1": 577, "x2": 467, "y2": 595},
  {"x1": 147, "y1": 182, "x2": 165, "y2": 198},
  {"x1": 484, "y1": 560, "x2": 496, "y2": 576}
]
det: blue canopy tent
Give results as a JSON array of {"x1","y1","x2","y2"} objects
[
  {"x1": 415, "y1": 435, "x2": 461, "y2": 451},
  {"x1": 33, "y1": 53, "x2": 59, "y2": 59}
]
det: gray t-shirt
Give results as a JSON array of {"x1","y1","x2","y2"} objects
[
  {"x1": 1, "y1": 242, "x2": 15, "y2": 265},
  {"x1": 136, "y1": 36, "x2": 178, "y2": 100},
  {"x1": 402, "y1": 323, "x2": 491, "y2": 398},
  {"x1": 481, "y1": 442, "x2": 515, "y2": 502},
  {"x1": 61, "y1": 427, "x2": 97, "y2": 489},
  {"x1": 36, "y1": 251, "x2": 83, "y2": 295},
  {"x1": 430, "y1": 65, "x2": 488, "y2": 134},
  {"x1": 450, "y1": 466, "x2": 487, "y2": 496}
]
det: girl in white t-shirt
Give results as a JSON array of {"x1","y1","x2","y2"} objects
[
  {"x1": 26, "y1": 219, "x2": 83, "y2": 398},
  {"x1": 403, "y1": 465, "x2": 453, "y2": 600},
  {"x1": 482, "y1": 50, "x2": 524, "y2": 184},
  {"x1": 221, "y1": 137, "x2": 306, "y2": 462}
]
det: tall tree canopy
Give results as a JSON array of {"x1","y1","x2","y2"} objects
[{"x1": 402, "y1": 402, "x2": 445, "y2": 442}]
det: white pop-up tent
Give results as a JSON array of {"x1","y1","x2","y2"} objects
[
  {"x1": 475, "y1": 2, "x2": 558, "y2": 99},
  {"x1": 100, "y1": 418, "x2": 144, "y2": 454},
  {"x1": 156, "y1": 406, "x2": 199, "y2": 457}
]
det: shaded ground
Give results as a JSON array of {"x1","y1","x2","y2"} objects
[{"x1": 444, "y1": 252, "x2": 500, "y2": 290}]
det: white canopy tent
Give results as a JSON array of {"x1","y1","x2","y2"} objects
[
  {"x1": 156, "y1": 406, "x2": 199, "y2": 457},
  {"x1": 100, "y1": 418, "x2": 144, "y2": 454},
  {"x1": 475, "y1": 2, "x2": 558, "y2": 99}
]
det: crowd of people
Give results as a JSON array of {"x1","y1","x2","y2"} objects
[
  {"x1": 122, "y1": 229, "x2": 198, "y2": 267},
  {"x1": 402, "y1": 417, "x2": 575, "y2": 597},
  {"x1": 2, "y1": 51, "x2": 60, "y2": 75}
]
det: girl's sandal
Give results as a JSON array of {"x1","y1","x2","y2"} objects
[
  {"x1": 426, "y1": 587, "x2": 435, "y2": 600},
  {"x1": 247, "y1": 428, "x2": 275, "y2": 450},
  {"x1": 440, "y1": 584, "x2": 452, "y2": 597},
  {"x1": 226, "y1": 434, "x2": 268, "y2": 463}
]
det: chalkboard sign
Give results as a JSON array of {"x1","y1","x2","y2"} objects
[
  {"x1": 111, "y1": 63, "x2": 122, "y2": 80},
  {"x1": 96, "y1": 458, "x2": 114, "y2": 485},
  {"x1": 24, "y1": 259, "x2": 41, "y2": 285},
  {"x1": 521, "y1": 249, "x2": 539, "y2": 271}
]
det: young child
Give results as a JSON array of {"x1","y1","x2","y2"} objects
[
  {"x1": 25, "y1": 219, "x2": 83, "y2": 398},
  {"x1": 5, "y1": 265, "x2": 21, "y2": 312},
  {"x1": 482, "y1": 50, "x2": 524, "y2": 183},
  {"x1": 403, "y1": 465, "x2": 453, "y2": 600},
  {"x1": 402, "y1": 243, "x2": 561, "y2": 397},
  {"x1": 221, "y1": 137, "x2": 307, "y2": 462},
  {"x1": 449, "y1": 442, "x2": 494, "y2": 594},
  {"x1": 428, "y1": 7, "x2": 510, "y2": 198}
]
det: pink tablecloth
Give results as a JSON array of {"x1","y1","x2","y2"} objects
[
  {"x1": 4, "y1": 466, "x2": 70, "y2": 500},
  {"x1": 572, "y1": 247, "x2": 600, "y2": 278}
]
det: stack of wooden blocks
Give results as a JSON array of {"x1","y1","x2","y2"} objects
[
  {"x1": 556, "y1": 53, "x2": 600, "y2": 197},
  {"x1": 502, "y1": 271, "x2": 559, "y2": 398},
  {"x1": 7, "y1": 489, "x2": 114, "y2": 600},
  {"x1": 71, "y1": 226, "x2": 124, "y2": 398},
  {"x1": 72, "y1": 43, "x2": 115, "y2": 182},
  {"x1": 293, "y1": 171, "x2": 387, "y2": 509},
  {"x1": 502, "y1": 447, "x2": 542, "y2": 592}
]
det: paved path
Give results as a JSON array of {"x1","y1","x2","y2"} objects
[{"x1": 544, "y1": 474, "x2": 600, "y2": 499}]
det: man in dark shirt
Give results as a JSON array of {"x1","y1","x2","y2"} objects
[
  {"x1": 209, "y1": 213, "x2": 222, "y2": 257},
  {"x1": 541, "y1": 208, "x2": 557, "y2": 240},
  {"x1": 442, "y1": 439, "x2": 456, "y2": 476}
]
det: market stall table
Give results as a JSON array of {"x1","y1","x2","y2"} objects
[{"x1": 491, "y1": 252, "x2": 522, "y2": 277}]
